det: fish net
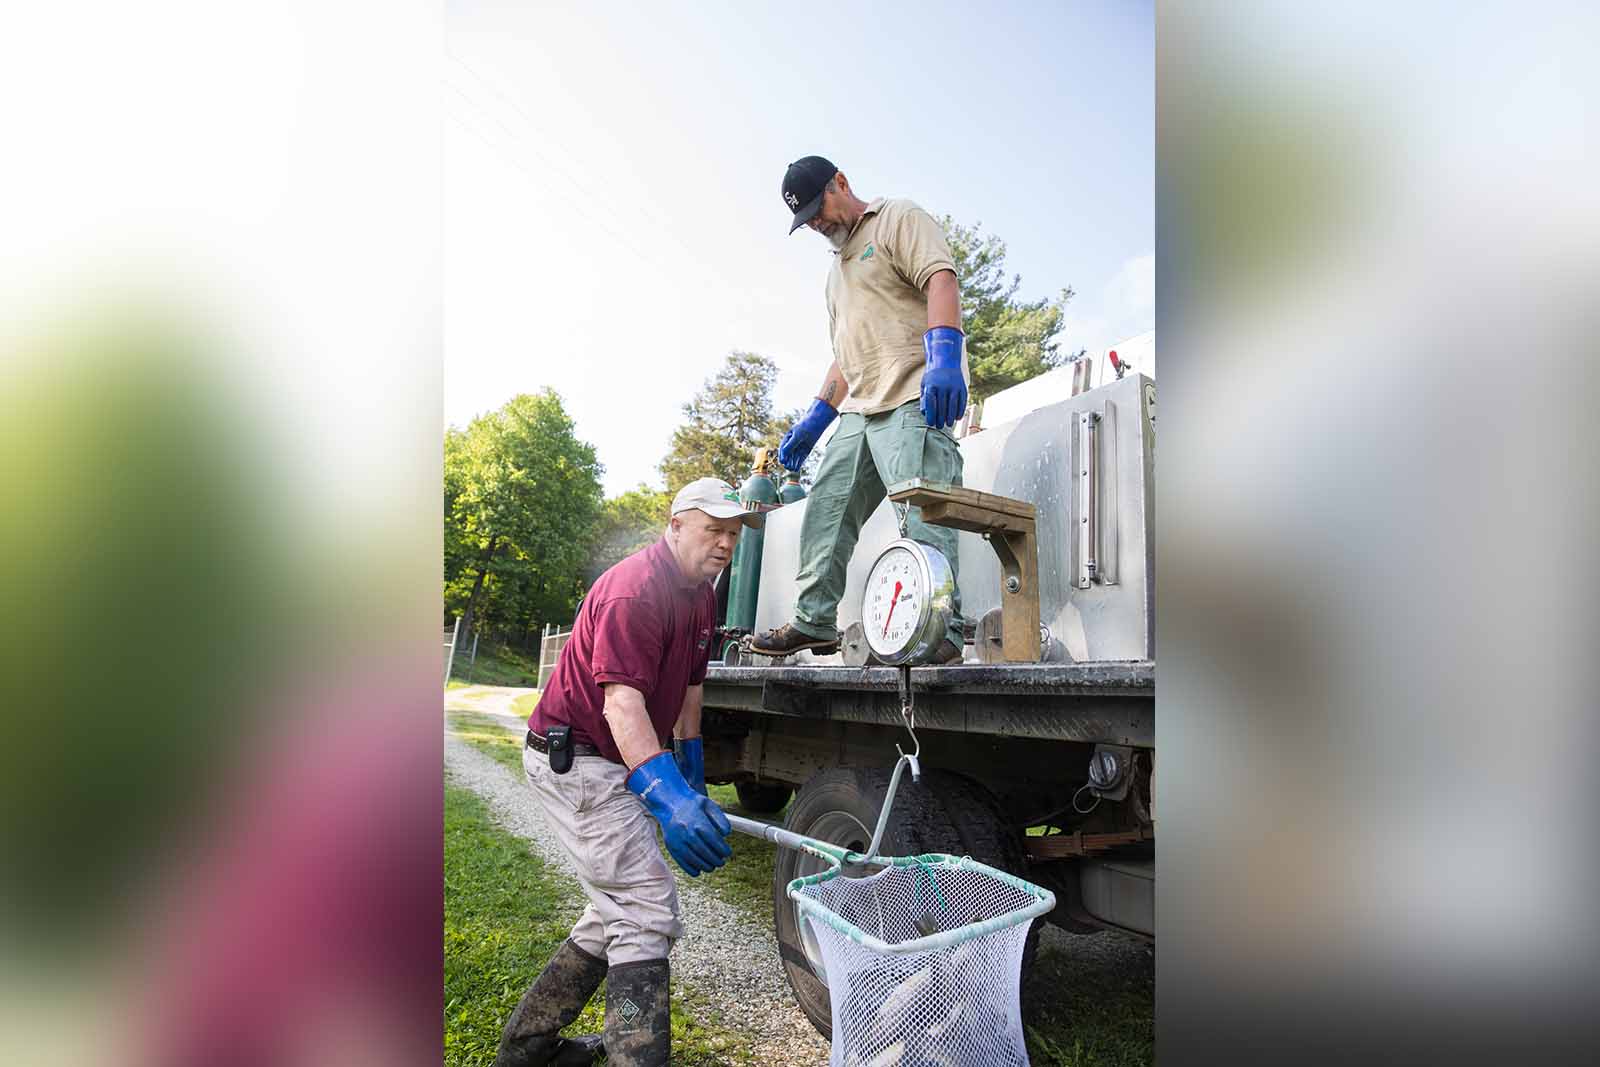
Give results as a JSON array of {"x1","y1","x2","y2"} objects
[{"x1": 789, "y1": 853, "x2": 1053, "y2": 1067}]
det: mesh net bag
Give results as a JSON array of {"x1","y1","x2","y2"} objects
[{"x1": 790, "y1": 853, "x2": 1052, "y2": 1067}]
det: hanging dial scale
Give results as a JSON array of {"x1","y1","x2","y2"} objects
[{"x1": 861, "y1": 538, "x2": 957, "y2": 666}]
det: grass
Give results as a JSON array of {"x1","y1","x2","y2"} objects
[
  {"x1": 1024, "y1": 938, "x2": 1155, "y2": 1066},
  {"x1": 444, "y1": 781, "x2": 595, "y2": 1066},
  {"x1": 449, "y1": 640, "x2": 544, "y2": 687},
  {"x1": 448, "y1": 710, "x2": 781, "y2": 921},
  {"x1": 444, "y1": 778, "x2": 757, "y2": 1066},
  {"x1": 448, "y1": 711, "x2": 525, "y2": 772},
  {"x1": 695, "y1": 783, "x2": 783, "y2": 916},
  {"x1": 447, "y1": 709, "x2": 1152, "y2": 1065}
]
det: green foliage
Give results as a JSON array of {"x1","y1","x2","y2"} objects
[
  {"x1": 585, "y1": 483, "x2": 671, "y2": 584},
  {"x1": 447, "y1": 641, "x2": 543, "y2": 688},
  {"x1": 659, "y1": 351, "x2": 785, "y2": 493},
  {"x1": 939, "y1": 216, "x2": 1082, "y2": 400},
  {"x1": 444, "y1": 390, "x2": 604, "y2": 642}
]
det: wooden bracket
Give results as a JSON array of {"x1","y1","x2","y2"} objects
[
  {"x1": 1022, "y1": 826, "x2": 1155, "y2": 859},
  {"x1": 887, "y1": 479, "x2": 1041, "y2": 662}
]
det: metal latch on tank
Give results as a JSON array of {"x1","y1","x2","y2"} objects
[{"x1": 1075, "y1": 407, "x2": 1119, "y2": 589}]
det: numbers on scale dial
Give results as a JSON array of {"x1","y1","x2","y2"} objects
[{"x1": 865, "y1": 548, "x2": 924, "y2": 655}]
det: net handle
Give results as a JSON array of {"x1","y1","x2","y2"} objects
[
  {"x1": 726, "y1": 813, "x2": 860, "y2": 864},
  {"x1": 865, "y1": 750, "x2": 919, "y2": 859},
  {"x1": 726, "y1": 747, "x2": 918, "y2": 863}
]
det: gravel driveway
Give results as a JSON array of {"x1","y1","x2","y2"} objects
[
  {"x1": 445, "y1": 687, "x2": 1153, "y2": 1065},
  {"x1": 445, "y1": 728, "x2": 833, "y2": 1066}
]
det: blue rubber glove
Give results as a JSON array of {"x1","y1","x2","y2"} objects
[
  {"x1": 920, "y1": 326, "x2": 968, "y2": 429},
  {"x1": 777, "y1": 397, "x2": 838, "y2": 472},
  {"x1": 626, "y1": 750, "x2": 732, "y2": 876},
  {"x1": 674, "y1": 736, "x2": 707, "y2": 796}
]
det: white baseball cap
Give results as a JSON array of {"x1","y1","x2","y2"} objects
[{"x1": 671, "y1": 477, "x2": 764, "y2": 528}]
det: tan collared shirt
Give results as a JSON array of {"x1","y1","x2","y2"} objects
[{"x1": 826, "y1": 197, "x2": 967, "y2": 416}]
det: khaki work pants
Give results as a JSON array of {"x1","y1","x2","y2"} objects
[
  {"x1": 522, "y1": 745, "x2": 683, "y2": 966},
  {"x1": 793, "y1": 399, "x2": 965, "y2": 645}
]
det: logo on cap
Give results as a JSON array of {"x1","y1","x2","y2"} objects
[{"x1": 785, "y1": 191, "x2": 799, "y2": 209}]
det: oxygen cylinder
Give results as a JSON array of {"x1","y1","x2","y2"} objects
[
  {"x1": 778, "y1": 471, "x2": 807, "y2": 505},
  {"x1": 725, "y1": 451, "x2": 779, "y2": 632}
]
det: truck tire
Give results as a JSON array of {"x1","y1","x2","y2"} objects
[
  {"x1": 734, "y1": 780, "x2": 794, "y2": 815},
  {"x1": 772, "y1": 765, "x2": 1039, "y2": 1038}
]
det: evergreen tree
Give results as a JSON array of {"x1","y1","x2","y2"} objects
[{"x1": 659, "y1": 351, "x2": 784, "y2": 492}]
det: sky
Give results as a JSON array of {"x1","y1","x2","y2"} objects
[{"x1": 445, "y1": 0, "x2": 1153, "y2": 496}]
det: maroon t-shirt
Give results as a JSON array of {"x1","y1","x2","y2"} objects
[{"x1": 530, "y1": 537, "x2": 716, "y2": 765}]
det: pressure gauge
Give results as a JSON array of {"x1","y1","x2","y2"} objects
[{"x1": 861, "y1": 538, "x2": 956, "y2": 665}]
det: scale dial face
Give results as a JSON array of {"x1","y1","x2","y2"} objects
[
  {"x1": 863, "y1": 544, "x2": 927, "y2": 660},
  {"x1": 861, "y1": 539, "x2": 955, "y2": 664}
]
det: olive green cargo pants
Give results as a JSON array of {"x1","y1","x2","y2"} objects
[{"x1": 792, "y1": 400, "x2": 964, "y2": 647}]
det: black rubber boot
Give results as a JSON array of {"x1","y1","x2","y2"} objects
[
  {"x1": 492, "y1": 939, "x2": 608, "y2": 1067},
  {"x1": 550, "y1": 1034, "x2": 604, "y2": 1065},
  {"x1": 602, "y1": 959, "x2": 671, "y2": 1067}
]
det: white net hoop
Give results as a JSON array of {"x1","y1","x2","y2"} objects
[{"x1": 788, "y1": 852, "x2": 1053, "y2": 1067}]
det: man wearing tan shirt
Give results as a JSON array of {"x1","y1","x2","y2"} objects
[{"x1": 752, "y1": 155, "x2": 968, "y2": 662}]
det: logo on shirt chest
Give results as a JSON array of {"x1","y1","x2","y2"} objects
[{"x1": 859, "y1": 243, "x2": 875, "y2": 261}]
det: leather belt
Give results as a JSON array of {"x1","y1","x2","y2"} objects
[{"x1": 526, "y1": 728, "x2": 605, "y2": 759}]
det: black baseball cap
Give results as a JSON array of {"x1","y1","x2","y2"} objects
[{"x1": 781, "y1": 155, "x2": 838, "y2": 234}]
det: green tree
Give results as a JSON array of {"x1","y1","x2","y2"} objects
[
  {"x1": 939, "y1": 216, "x2": 1082, "y2": 400},
  {"x1": 659, "y1": 350, "x2": 784, "y2": 492},
  {"x1": 585, "y1": 484, "x2": 671, "y2": 585},
  {"x1": 444, "y1": 389, "x2": 604, "y2": 642},
  {"x1": 443, "y1": 426, "x2": 473, "y2": 589}
]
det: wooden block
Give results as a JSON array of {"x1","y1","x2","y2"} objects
[
  {"x1": 918, "y1": 500, "x2": 1028, "y2": 534},
  {"x1": 1000, "y1": 529, "x2": 1042, "y2": 662},
  {"x1": 888, "y1": 483, "x2": 1036, "y2": 523}
]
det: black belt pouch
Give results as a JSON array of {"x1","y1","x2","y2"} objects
[{"x1": 546, "y1": 725, "x2": 574, "y2": 775}]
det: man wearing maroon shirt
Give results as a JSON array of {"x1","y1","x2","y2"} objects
[{"x1": 492, "y1": 477, "x2": 761, "y2": 1067}]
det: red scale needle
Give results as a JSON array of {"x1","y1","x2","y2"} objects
[{"x1": 882, "y1": 580, "x2": 902, "y2": 637}]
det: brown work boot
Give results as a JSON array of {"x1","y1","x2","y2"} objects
[
  {"x1": 750, "y1": 622, "x2": 840, "y2": 657},
  {"x1": 931, "y1": 638, "x2": 965, "y2": 665}
]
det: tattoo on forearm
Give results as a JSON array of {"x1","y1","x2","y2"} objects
[{"x1": 822, "y1": 382, "x2": 838, "y2": 404}]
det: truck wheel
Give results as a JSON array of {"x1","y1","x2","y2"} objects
[
  {"x1": 772, "y1": 765, "x2": 1039, "y2": 1038},
  {"x1": 734, "y1": 780, "x2": 794, "y2": 814}
]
